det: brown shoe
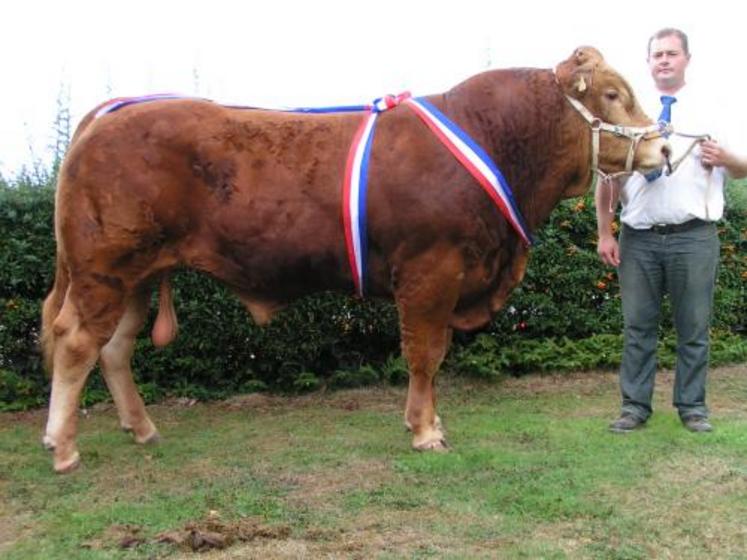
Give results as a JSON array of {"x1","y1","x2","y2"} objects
[
  {"x1": 682, "y1": 416, "x2": 713, "y2": 433},
  {"x1": 609, "y1": 414, "x2": 646, "y2": 433}
]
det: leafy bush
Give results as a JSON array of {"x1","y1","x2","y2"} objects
[{"x1": 1, "y1": 178, "x2": 745, "y2": 410}]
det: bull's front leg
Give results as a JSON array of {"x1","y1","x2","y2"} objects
[
  {"x1": 400, "y1": 318, "x2": 453, "y2": 450},
  {"x1": 394, "y1": 246, "x2": 463, "y2": 451}
]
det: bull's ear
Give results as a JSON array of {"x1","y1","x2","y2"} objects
[
  {"x1": 555, "y1": 65, "x2": 593, "y2": 99},
  {"x1": 555, "y1": 46, "x2": 602, "y2": 98},
  {"x1": 574, "y1": 74, "x2": 588, "y2": 93}
]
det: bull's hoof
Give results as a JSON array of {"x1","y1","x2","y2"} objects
[
  {"x1": 413, "y1": 438, "x2": 450, "y2": 452},
  {"x1": 54, "y1": 450, "x2": 81, "y2": 474},
  {"x1": 42, "y1": 434, "x2": 56, "y2": 451},
  {"x1": 412, "y1": 426, "x2": 449, "y2": 452},
  {"x1": 134, "y1": 429, "x2": 161, "y2": 446},
  {"x1": 124, "y1": 418, "x2": 160, "y2": 445}
]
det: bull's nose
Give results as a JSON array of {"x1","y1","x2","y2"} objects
[{"x1": 661, "y1": 143, "x2": 672, "y2": 158}]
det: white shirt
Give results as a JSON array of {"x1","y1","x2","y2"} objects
[{"x1": 620, "y1": 84, "x2": 736, "y2": 228}]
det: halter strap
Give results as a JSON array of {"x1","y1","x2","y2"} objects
[{"x1": 563, "y1": 95, "x2": 669, "y2": 185}]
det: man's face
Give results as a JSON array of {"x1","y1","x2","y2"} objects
[{"x1": 648, "y1": 34, "x2": 690, "y2": 91}]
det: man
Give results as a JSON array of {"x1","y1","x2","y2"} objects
[{"x1": 596, "y1": 28, "x2": 747, "y2": 433}]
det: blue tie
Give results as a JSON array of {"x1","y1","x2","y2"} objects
[
  {"x1": 658, "y1": 95, "x2": 676, "y2": 129},
  {"x1": 645, "y1": 95, "x2": 677, "y2": 182}
]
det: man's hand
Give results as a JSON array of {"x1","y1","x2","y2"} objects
[
  {"x1": 700, "y1": 139, "x2": 728, "y2": 167},
  {"x1": 700, "y1": 139, "x2": 747, "y2": 178},
  {"x1": 597, "y1": 235, "x2": 620, "y2": 267}
]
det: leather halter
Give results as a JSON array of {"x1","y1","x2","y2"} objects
[{"x1": 563, "y1": 94, "x2": 670, "y2": 185}]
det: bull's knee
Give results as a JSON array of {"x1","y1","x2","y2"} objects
[{"x1": 57, "y1": 328, "x2": 98, "y2": 371}]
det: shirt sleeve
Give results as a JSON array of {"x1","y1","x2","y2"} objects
[{"x1": 711, "y1": 93, "x2": 747, "y2": 155}]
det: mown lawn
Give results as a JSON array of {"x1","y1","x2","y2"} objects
[{"x1": 2, "y1": 365, "x2": 746, "y2": 559}]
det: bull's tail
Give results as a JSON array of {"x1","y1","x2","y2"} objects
[
  {"x1": 41, "y1": 106, "x2": 102, "y2": 375},
  {"x1": 40, "y1": 253, "x2": 70, "y2": 375},
  {"x1": 151, "y1": 275, "x2": 178, "y2": 347}
]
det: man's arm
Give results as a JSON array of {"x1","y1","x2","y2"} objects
[
  {"x1": 700, "y1": 140, "x2": 747, "y2": 179},
  {"x1": 595, "y1": 178, "x2": 621, "y2": 267}
]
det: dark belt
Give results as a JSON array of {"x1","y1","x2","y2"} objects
[{"x1": 628, "y1": 219, "x2": 711, "y2": 235}]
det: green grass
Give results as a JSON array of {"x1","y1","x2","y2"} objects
[{"x1": 2, "y1": 365, "x2": 747, "y2": 558}]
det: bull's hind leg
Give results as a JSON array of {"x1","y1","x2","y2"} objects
[
  {"x1": 394, "y1": 246, "x2": 463, "y2": 451},
  {"x1": 44, "y1": 283, "x2": 127, "y2": 473},
  {"x1": 99, "y1": 292, "x2": 159, "y2": 445}
]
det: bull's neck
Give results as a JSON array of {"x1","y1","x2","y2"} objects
[{"x1": 443, "y1": 69, "x2": 592, "y2": 234}]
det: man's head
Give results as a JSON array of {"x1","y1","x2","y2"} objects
[{"x1": 647, "y1": 28, "x2": 690, "y2": 93}]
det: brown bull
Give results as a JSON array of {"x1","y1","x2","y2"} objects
[{"x1": 41, "y1": 47, "x2": 668, "y2": 473}]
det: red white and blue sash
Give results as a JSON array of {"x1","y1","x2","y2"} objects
[
  {"x1": 93, "y1": 92, "x2": 533, "y2": 297},
  {"x1": 342, "y1": 111, "x2": 378, "y2": 297},
  {"x1": 341, "y1": 93, "x2": 415, "y2": 295},
  {"x1": 343, "y1": 94, "x2": 533, "y2": 296},
  {"x1": 94, "y1": 93, "x2": 188, "y2": 118},
  {"x1": 404, "y1": 98, "x2": 532, "y2": 246}
]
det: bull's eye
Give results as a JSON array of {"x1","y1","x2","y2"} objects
[{"x1": 604, "y1": 90, "x2": 619, "y2": 102}]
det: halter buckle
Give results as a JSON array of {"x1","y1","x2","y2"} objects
[{"x1": 657, "y1": 121, "x2": 673, "y2": 137}]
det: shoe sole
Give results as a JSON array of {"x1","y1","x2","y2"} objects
[
  {"x1": 609, "y1": 422, "x2": 646, "y2": 433},
  {"x1": 684, "y1": 426, "x2": 713, "y2": 433},
  {"x1": 682, "y1": 417, "x2": 713, "y2": 433}
]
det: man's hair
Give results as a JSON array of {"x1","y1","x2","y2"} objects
[{"x1": 647, "y1": 28, "x2": 690, "y2": 57}]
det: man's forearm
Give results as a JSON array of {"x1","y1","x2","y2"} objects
[
  {"x1": 724, "y1": 152, "x2": 747, "y2": 179},
  {"x1": 594, "y1": 180, "x2": 618, "y2": 239}
]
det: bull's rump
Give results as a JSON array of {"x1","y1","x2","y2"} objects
[{"x1": 59, "y1": 100, "x2": 359, "y2": 297}]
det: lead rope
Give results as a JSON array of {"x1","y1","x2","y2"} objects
[
  {"x1": 666, "y1": 132, "x2": 713, "y2": 219},
  {"x1": 602, "y1": 131, "x2": 713, "y2": 215}
]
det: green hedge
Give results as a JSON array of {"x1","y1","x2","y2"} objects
[{"x1": 1, "y1": 178, "x2": 746, "y2": 410}]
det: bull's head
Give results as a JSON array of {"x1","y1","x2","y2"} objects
[{"x1": 555, "y1": 47, "x2": 669, "y2": 183}]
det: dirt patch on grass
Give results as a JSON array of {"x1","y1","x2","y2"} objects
[
  {"x1": 220, "y1": 393, "x2": 283, "y2": 411},
  {"x1": 156, "y1": 513, "x2": 291, "y2": 553},
  {"x1": 217, "y1": 386, "x2": 405, "y2": 416},
  {"x1": 82, "y1": 523, "x2": 146, "y2": 550},
  {"x1": 200, "y1": 509, "x2": 484, "y2": 559},
  {"x1": 492, "y1": 364, "x2": 747, "y2": 421},
  {"x1": 290, "y1": 386, "x2": 405, "y2": 414},
  {"x1": 282, "y1": 459, "x2": 394, "y2": 506},
  {"x1": 82, "y1": 513, "x2": 292, "y2": 554},
  {"x1": 499, "y1": 369, "x2": 619, "y2": 397},
  {"x1": 0, "y1": 515, "x2": 18, "y2": 556}
]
